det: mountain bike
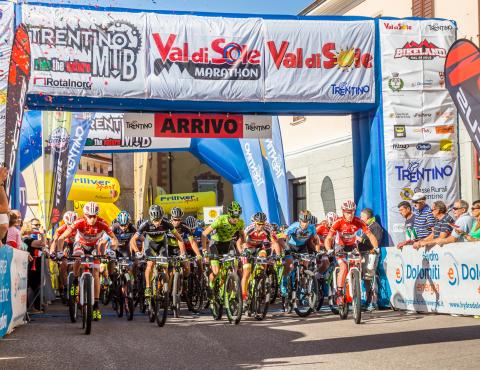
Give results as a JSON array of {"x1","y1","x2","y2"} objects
[
  {"x1": 145, "y1": 256, "x2": 169, "y2": 327},
  {"x1": 245, "y1": 255, "x2": 272, "y2": 320},
  {"x1": 333, "y1": 250, "x2": 362, "y2": 324},
  {"x1": 268, "y1": 255, "x2": 283, "y2": 305},
  {"x1": 111, "y1": 257, "x2": 135, "y2": 321},
  {"x1": 186, "y1": 256, "x2": 207, "y2": 314},
  {"x1": 171, "y1": 255, "x2": 185, "y2": 318},
  {"x1": 133, "y1": 259, "x2": 146, "y2": 314}
]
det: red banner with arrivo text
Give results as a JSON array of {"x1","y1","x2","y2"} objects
[{"x1": 154, "y1": 113, "x2": 245, "y2": 138}]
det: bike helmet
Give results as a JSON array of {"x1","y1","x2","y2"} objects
[
  {"x1": 83, "y1": 201, "x2": 99, "y2": 216},
  {"x1": 251, "y1": 212, "x2": 267, "y2": 223},
  {"x1": 184, "y1": 216, "x2": 197, "y2": 230},
  {"x1": 310, "y1": 215, "x2": 318, "y2": 225},
  {"x1": 63, "y1": 211, "x2": 78, "y2": 225},
  {"x1": 149, "y1": 204, "x2": 164, "y2": 221},
  {"x1": 326, "y1": 212, "x2": 339, "y2": 227},
  {"x1": 341, "y1": 200, "x2": 356, "y2": 212},
  {"x1": 298, "y1": 210, "x2": 311, "y2": 223},
  {"x1": 227, "y1": 201, "x2": 242, "y2": 218},
  {"x1": 196, "y1": 219, "x2": 205, "y2": 228},
  {"x1": 117, "y1": 210, "x2": 130, "y2": 226},
  {"x1": 170, "y1": 207, "x2": 184, "y2": 219},
  {"x1": 136, "y1": 217, "x2": 145, "y2": 229}
]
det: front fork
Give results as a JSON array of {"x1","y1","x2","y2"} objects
[{"x1": 79, "y1": 271, "x2": 94, "y2": 306}]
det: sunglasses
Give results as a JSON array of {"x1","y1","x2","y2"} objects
[
  {"x1": 31, "y1": 223, "x2": 41, "y2": 227},
  {"x1": 343, "y1": 211, "x2": 354, "y2": 214},
  {"x1": 255, "y1": 222, "x2": 265, "y2": 226},
  {"x1": 85, "y1": 215, "x2": 97, "y2": 219},
  {"x1": 452, "y1": 207, "x2": 464, "y2": 211},
  {"x1": 172, "y1": 218, "x2": 182, "y2": 222},
  {"x1": 472, "y1": 207, "x2": 480, "y2": 211}
]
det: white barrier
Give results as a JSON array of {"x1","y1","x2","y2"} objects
[
  {"x1": 0, "y1": 247, "x2": 28, "y2": 337},
  {"x1": 384, "y1": 242, "x2": 480, "y2": 315}
]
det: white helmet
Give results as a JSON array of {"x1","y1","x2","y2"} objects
[
  {"x1": 83, "y1": 201, "x2": 99, "y2": 216},
  {"x1": 63, "y1": 211, "x2": 78, "y2": 225},
  {"x1": 326, "y1": 212, "x2": 339, "y2": 227}
]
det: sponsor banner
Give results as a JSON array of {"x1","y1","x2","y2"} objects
[
  {"x1": 445, "y1": 39, "x2": 480, "y2": 155},
  {"x1": 385, "y1": 158, "x2": 459, "y2": 245},
  {"x1": 384, "y1": 243, "x2": 480, "y2": 315},
  {"x1": 68, "y1": 174, "x2": 120, "y2": 203},
  {"x1": 85, "y1": 113, "x2": 191, "y2": 152},
  {"x1": 73, "y1": 200, "x2": 120, "y2": 226},
  {"x1": 4, "y1": 24, "x2": 31, "y2": 198},
  {"x1": 147, "y1": 13, "x2": 264, "y2": 101},
  {"x1": 240, "y1": 139, "x2": 270, "y2": 219},
  {"x1": 23, "y1": 5, "x2": 147, "y2": 98},
  {"x1": 203, "y1": 206, "x2": 223, "y2": 224},
  {"x1": 261, "y1": 116, "x2": 290, "y2": 224},
  {"x1": 0, "y1": 2, "x2": 14, "y2": 167},
  {"x1": 127, "y1": 113, "x2": 273, "y2": 139},
  {"x1": 66, "y1": 113, "x2": 91, "y2": 197},
  {"x1": 263, "y1": 19, "x2": 374, "y2": 102},
  {"x1": 154, "y1": 191, "x2": 217, "y2": 214}
]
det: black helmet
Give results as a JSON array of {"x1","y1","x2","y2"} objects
[
  {"x1": 310, "y1": 215, "x2": 318, "y2": 225},
  {"x1": 170, "y1": 207, "x2": 184, "y2": 219},
  {"x1": 196, "y1": 219, "x2": 205, "y2": 228},
  {"x1": 149, "y1": 205, "x2": 164, "y2": 221},
  {"x1": 298, "y1": 210, "x2": 311, "y2": 223},
  {"x1": 184, "y1": 216, "x2": 197, "y2": 229},
  {"x1": 136, "y1": 218, "x2": 145, "y2": 229},
  {"x1": 251, "y1": 212, "x2": 267, "y2": 223},
  {"x1": 227, "y1": 201, "x2": 242, "y2": 218}
]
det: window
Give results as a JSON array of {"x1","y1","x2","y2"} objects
[
  {"x1": 412, "y1": 0, "x2": 434, "y2": 17},
  {"x1": 87, "y1": 163, "x2": 90, "y2": 172},
  {"x1": 291, "y1": 177, "x2": 307, "y2": 218},
  {"x1": 93, "y1": 164, "x2": 97, "y2": 173},
  {"x1": 321, "y1": 176, "x2": 336, "y2": 214},
  {"x1": 291, "y1": 116, "x2": 306, "y2": 126},
  {"x1": 78, "y1": 162, "x2": 82, "y2": 170}
]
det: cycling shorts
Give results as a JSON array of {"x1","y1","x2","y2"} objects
[
  {"x1": 145, "y1": 244, "x2": 178, "y2": 258},
  {"x1": 285, "y1": 243, "x2": 308, "y2": 255},
  {"x1": 116, "y1": 246, "x2": 131, "y2": 259},
  {"x1": 209, "y1": 241, "x2": 234, "y2": 257},
  {"x1": 73, "y1": 242, "x2": 96, "y2": 256}
]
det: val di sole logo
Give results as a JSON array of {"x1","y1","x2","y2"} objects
[
  {"x1": 394, "y1": 125, "x2": 406, "y2": 138},
  {"x1": 400, "y1": 187, "x2": 414, "y2": 200},
  {"x1": 388, "y1": 72, "x2": 404, "y2": 92}
]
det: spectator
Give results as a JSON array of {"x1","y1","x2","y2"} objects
[
  {"x1": 0, "y1": 167, "x2": 9, "y2": 242},
  {"x1": 10, "y1": 209, "x2": 23, "y2": 229},
  {"x1": 357, "y1": 208, "x2": 383, "y2": 310},
  {"x1": 6, "y1": 212, "x2": 22, "y2": 248},
  {"x1": 457, "y1": 200, "x2": 480, "y2": 241},
  {"x1": 397, "y1": 201, "x2": 416, "y2": 249},
  {"x1": 422, "y1": 199, "x2": 474, "y2": 246},
  {"x1": 411, "y1": 192, "x2": 435, "y2": 240},
  {"x1": 413, "y1": 201, "x2": 454, "y2": 249}
]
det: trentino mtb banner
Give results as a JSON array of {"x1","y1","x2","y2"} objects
[{"x1": 22, "y1": 5, "x2": 375, "y2": 104}]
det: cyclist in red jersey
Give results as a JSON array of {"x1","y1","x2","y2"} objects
[
  {"x1": 58, "y1": 202, "x2": 119, "y2": 320},
  {"x1": 315, "y1": 212, "x2": 339, "y2": 274},
  {"x1": 240, "y1": 212, "x2": 281, "y2": 302},
  {"x1": 324, "y1": 200, "x2": 378, "y2": 306}
]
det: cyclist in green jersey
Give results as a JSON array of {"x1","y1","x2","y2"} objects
[{"x1": 202, "y1": 201, "x2": 246, "y2": 285}]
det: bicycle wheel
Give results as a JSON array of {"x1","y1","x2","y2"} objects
[
  {"x1": 338, "y1": 285, "x2": 349, "y2": 320},
  {"x1": 125, "y1": 281, "x2": 134, "y2": 321},
  {"x1": 155, "y1": 272, "x2": 169, "y2": 327},
  {"x1": 100, "y1": 283, "x2": 110, "y2": 306},
  {"x1": 293, "y1": 270, "x2": 317, "y2": 318},
  {"x1": 134, "y1": 273, "x2": 146, "y2": 314},
  {"x1": 186, "y1": 272, "x2": 203, "y2": 313},
  {"x1": 67, "y1": 274, "x2": 77, "y2": 323},
  {"x1": 210, "y1": 281, "x2": 223, "y2": 320},
  {"x1": 172, "y1": 271, "x2": 182, "y2": 318},
  {"x1": 224, "y1": 272, "x2": 242, "y2": 325},
  {"x1": 253, "y1": 274, "x2": 270, "y2": 321},
  {"x1": 268, "y1": 268, "x2": 278, "y2": 305},
  {"x1": 114, "y1": 281, "x2": 123, "y2": 318},
  {"x1": 351, "y1": 269, "x2": 362, "y2": 324},
  {"x1": 316, "y1": 278, "x2": 326, "y2": 311},
  {"x1": 83, "y1": 274, "x2": 92, "y2": 335}
]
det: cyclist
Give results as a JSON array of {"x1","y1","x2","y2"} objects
[
  {"x1": 324, "y1": 200, "x2": 378, "y2": 306},
  {"x1": 112, "y1": 210, "x2": 137, "y2": 259},
  {"x1": 281, "y1": 211, "x2": 320, "y2": 298},
  {"x1": 58, "y1": 202, "x2": 119, "y2": 320},
  {"x1": 129, "y1": 205, "x2": 185, "y2": 298},
  {"x1": 50, "y1": 211, "x2": 78, "y2": 300},
  {"x1": 184, "y1": 216, "x2": 203, "y2": 255},
  {"x1": 202, "y1": 201, "x2": 246, "y2": 287},
  {"x1": 315, "y1": 212, "x2": 339, "y2": 273},
  {"x1": 168, "y1": 207, "x2": 202, "y2": 277},
  {"x1": 240, "y1": 212, "x2": 280, "y2": 302}
]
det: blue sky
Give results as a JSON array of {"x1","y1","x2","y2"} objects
[{"x1": 33, "y1": 0, "x2": 313, "y2": 15}]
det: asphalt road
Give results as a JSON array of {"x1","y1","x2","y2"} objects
[{"x1": 1, "y1": 303, "x2": 480, "y2": 370}]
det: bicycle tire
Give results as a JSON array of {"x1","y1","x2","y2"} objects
[
  {"x1": 155, "y1": 272, "x2": 169, "y2": 327},
  {"x1": 83, "y1": 274, "x2": 92, "y2": 335},
  {"x1": 294, "y1": 270, "x2": 317, "y2": 318},
  {"x1": 67, "y1": 274, "x2": 77, "y2": 323},
  {"x1": 224, "y1": 272, "x2": 242, "y2": 325},
  {"x1": 186, "y1": 272, "x2": 203, "y2": 313},
  {"x1": 268, "y1": 268, "x2": 278, "y2": 305},
  {"x1": 316, "y1": 278, "x2": 325, "y2": 311},
  {"x1": 210, "y1": 282, "x2": 223, "y2": 321},
  {"x1": 172, "y1": 271, "x2": 182, "y2": 318},
  {"x1": 339, "y1": 289, "x2": 349, "y2": 320},
  {"x1": 101, "y1": 284, "x2": 110, "y2": 306},
  {"x1": 115, "y1": 281, "x2": 123, "y2": 318},
  {"x1": 125, "y1": 281, "x2": 134, "y2": 321},
  {"x1": 253, "y1": 274, "x2": 270, "y2": 321},
  {"x1": 351, "y1": 269, "x2": 362, "y2": 324}
]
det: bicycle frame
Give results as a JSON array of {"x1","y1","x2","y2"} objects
[{"x1": 332, "y1": 252, "x2": 362, "y2": 303}]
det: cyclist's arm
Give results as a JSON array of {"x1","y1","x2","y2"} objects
[
  {"x1": 107, "y1": 230, "x2": 119, "y2": 249},
  {"x1": 324, "y1": 230, "x2": 335, "y2": 251},
  {"x1": 365, "y1": 230, "x2": 378, "y2": 250},
  {"x1": 202, "y1": 226, "x2": 213, "y2": 252},
  {"x1": 57, "y1": 226, "x2": 74, "y2": 247},
  {"x1": 172, "y1": 229, "x2": 186, "y2": 255},
  {"x1": 189, "y1": 237, "x2": 202, "y2": 257},
  {"x1": 312, "y1": 234, "x2": 321, "y2": 253},
  {"x1": 130, "y1": 233, "x2": 141, "y2": 254}
]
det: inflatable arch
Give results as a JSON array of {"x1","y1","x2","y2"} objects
[{"x1": 7, "y1": 2, "x2": 457, "y2": 246}]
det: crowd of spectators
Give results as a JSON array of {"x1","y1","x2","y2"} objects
[{"x1": 397, "y1": 192, "x2": 477, "y2": 249}]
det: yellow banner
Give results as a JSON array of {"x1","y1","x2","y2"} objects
[
  {"x1": 73, "y1": 200, "x2": 120, "y2": 225},
  {"x1": 154, "y1": 191, "x2": 216, "y2": 214},
  {"x1": 68, "y1": 175, "x2": 120, "y2": 203}
]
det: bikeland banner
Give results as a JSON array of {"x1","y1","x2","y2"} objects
[
  {"x1": 23, "y1": 5, "x2": 147, "y2": 98},
  {"x1": 263, "y1": 19, "x2": 375, "y2": 103},
  {"x1": 380, "y1": 19, "x2": 458, "y2": 245},
  {"x1": 0, "y1": 2, "x2": 14, "y2": 167},
  {"x1": 384, "y1": 243, "x2": 480, "y2": 315}
]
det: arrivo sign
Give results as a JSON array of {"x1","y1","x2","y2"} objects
[{"x1": 123, "y1": 113, "x2": 272, "y2": 139}]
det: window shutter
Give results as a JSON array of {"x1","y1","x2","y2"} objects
[{"x1": 412, "y1": 0, "x2": 435, "y2": 17}]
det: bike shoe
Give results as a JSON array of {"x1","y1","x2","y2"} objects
[
  {"x1": 367, "y1": 303, "x2": 377, "y2": 312},
  {"x1": 144, "y1": 287, "x2": 152, "y2": 298},
  {"x1": 92, "y1": 309, "x2": 101, "y2": 321}
]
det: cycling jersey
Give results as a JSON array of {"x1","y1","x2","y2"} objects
[
  {"x1": 244, "y1": 222, "x2": 276, "y2": 248},
  {"x1": 55, "y1": 224, "x2": 75, "y2": 245},
  {"x1": 285, "y1": 222, "x2": 316, "y2": 247},
  {"x1": 136, "y1": 219, "x2": 174, "y2": 243},
  {"x1": 328, "y1": 217, "x2": 370, "y2": 247},
  {"x1": 210, "y1": 214, "x2": 245, "y2": 243},
  {"x1": 316, "y1": 221, "x2": 330, "y2": 246},
  {"x1": 68, "y1": 217, "x2": 111, "y2": 248},
  {"x1": 168, "y1": 222, "x2": 193, "y2": 247},
  {"x1": 112, "y1": 223, "x2": 136, "y2": 255}
]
